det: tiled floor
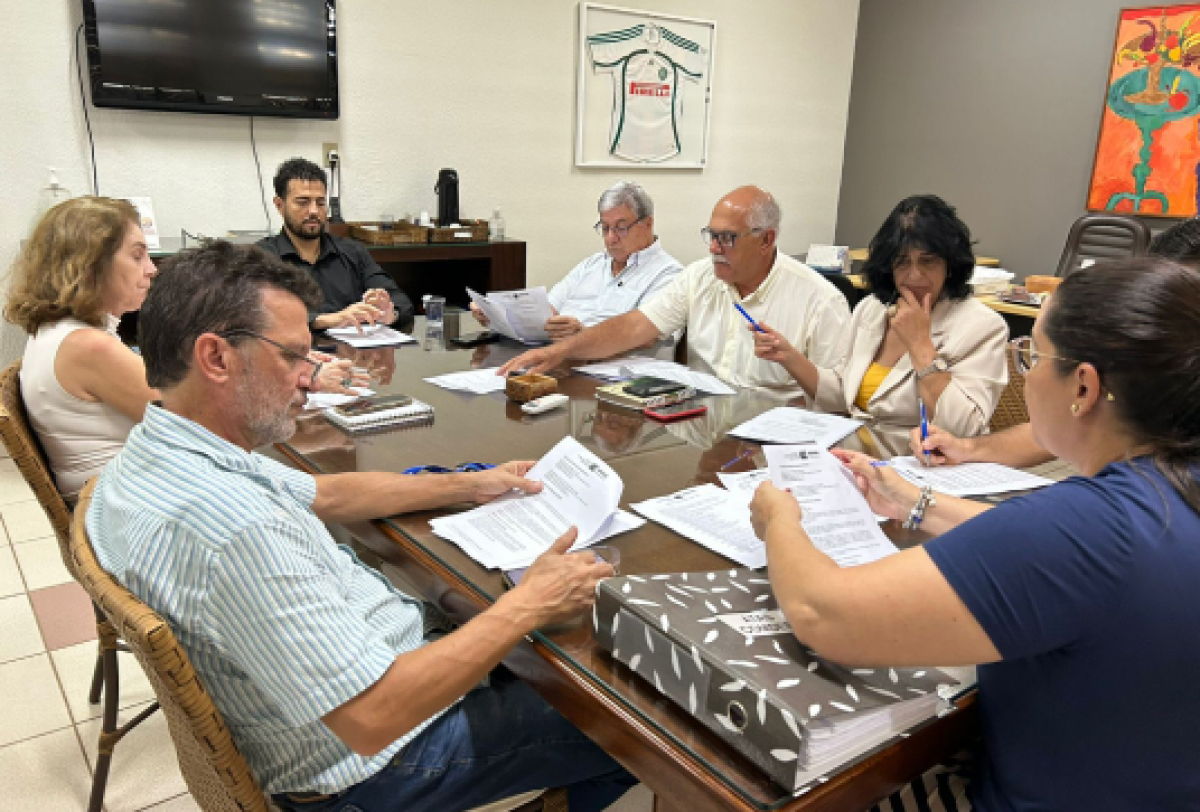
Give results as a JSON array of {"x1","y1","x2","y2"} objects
[
  {"x1": 0, "y1": 447, "x2": 653, "y2": 812},
  {"x1": 0, "y1": 450, "x2": 198, "y2": 812}
]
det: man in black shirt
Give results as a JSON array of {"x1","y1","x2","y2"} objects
[{"x1": 258, "y1": 158, "x2": 414, "y2": 331}]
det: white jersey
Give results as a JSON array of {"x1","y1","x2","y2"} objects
[{"x1": 588, "y1": 23, "x2": 706, "y2": 162}]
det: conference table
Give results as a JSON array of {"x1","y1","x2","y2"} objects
[{"x1": 275, "y1": 315, "x2": 980, "y2": 812}]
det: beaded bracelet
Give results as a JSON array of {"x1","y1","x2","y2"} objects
[{"x1": 903, "y1": 485, "x2": 936, "y2": 530}]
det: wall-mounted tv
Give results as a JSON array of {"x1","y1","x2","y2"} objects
[{"x1": 81, "y1": 0, "x2": 338, "y2": 119}]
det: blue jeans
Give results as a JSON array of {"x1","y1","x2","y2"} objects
[{"x1": 273, "y1": 671, "x2": 637, "y2": 812}]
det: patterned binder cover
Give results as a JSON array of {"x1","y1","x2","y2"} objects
[{"x1": 594, "y1": 569, "x2": 963, "y2": 792}]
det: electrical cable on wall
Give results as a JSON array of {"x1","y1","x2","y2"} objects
[
  {"x1": 249, "y1": 116, "x2": 272, "y2": 233},
  {"x1": 74, "y1": 22, "x2": 99, "y2": 195}
]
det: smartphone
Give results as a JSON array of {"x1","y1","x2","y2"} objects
[
  {"x1": 449, "y1": 331, "x2": 501, "y2": 348},
  {"x1": 333, "y1": 393, "x2": 413, "y2": 417},
  {"x1": 502, "y1": 567, "x2": 528, "y2": 589},
  {"x1": 624, "y1": 377, "x2": 686, "y2": 397},
  {"x1": 313, "y1": 341, "x2": 339, "y2": 353},
  {"x1": 644, "y1": 402, "x2": 708, "y2": 422}
]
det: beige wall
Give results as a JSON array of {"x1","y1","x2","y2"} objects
[{"x1": 0, "y1": 0, "x2": 860, "y2": 363}]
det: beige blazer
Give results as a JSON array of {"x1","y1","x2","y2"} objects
[{"x1": 813, "y1": 295, "x2": 1009, "y2": 437}]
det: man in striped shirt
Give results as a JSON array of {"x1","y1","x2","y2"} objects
[{"x1": 87, "y1": 242, "x2": 635, "y2": 812}]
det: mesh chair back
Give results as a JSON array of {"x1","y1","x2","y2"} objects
[
  {"x1": 71, "y1": 480, "x2": 271, "y2": 812},
  {"x1": 1055, "y1": 214, "x2": 1150, "y2": 277}
]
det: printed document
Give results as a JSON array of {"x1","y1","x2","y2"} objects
[
  {"x1": 325, "y1": 323, "x2": 416, "y2": 348},
  {"x1": 764, "y1": 445, "x2": 898, "y2": 566},
  {"x1": 467, "y1": 287, "x2": 553, "y2": 343},
  {"x1": 887, "y1": 456, "x2": 1055, "y2": 497},
  {"x1": 424, "y1": 369, "x2": 509, "y2": 395},
  {"x1": 718, "y1": 467, "x2": 889, "y2": 523},
  {"x1": 429, "y1": 436, "x2": 634, "y2": 569},
  {"x1": 631, "y1": 485, "x2": 766, "y2": 569},
  {"x1": 576, "y1": 357, "x2": 734, "y2": 395},
  {"x1": 730, "y1": 407, "x2": 862, "y2": 447}
]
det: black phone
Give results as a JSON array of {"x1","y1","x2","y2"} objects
[
  {"x1": 313, "y1": 341, "x2": 339, "y2": 353},
  {"x1": 624, "y1": 377, "x2": 686, "y2": 397},
  {"x1": 449, "y1": 331, "x2": 501, "y2": 348},
  {"x1": 333, "y1": 393, "x2": 413, "y2": 417}
]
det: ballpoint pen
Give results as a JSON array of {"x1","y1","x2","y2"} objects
[
  {"x1": 918, "y1": 398, "x2": 931, "y2": 466},
  {"x1": 733, "y1": 302, "x2": 765, "y2": 333}
]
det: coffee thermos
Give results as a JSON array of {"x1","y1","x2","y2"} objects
[{"x1": 434, "y1": 169, "x2": 460, "y2": 225}]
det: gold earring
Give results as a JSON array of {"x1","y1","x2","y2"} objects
[
  {"x1": 1105, "y1": 392, "x2": 1115, "y2": 401},
  {"x1": 1070, "y1": 403, "x2": 1080, "y2": 415}
]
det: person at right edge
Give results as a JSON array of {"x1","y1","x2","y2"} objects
[
  {"x1": 909, "y1": 215, "x2": 1200, "y2": 468},
  {"x1": 751, "y1": 255, "x2": 1200, "y2": 810}
]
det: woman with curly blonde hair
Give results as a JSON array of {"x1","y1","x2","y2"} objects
[{"x1": 5, "y1": 197, "x2": 157, "y2": 501}]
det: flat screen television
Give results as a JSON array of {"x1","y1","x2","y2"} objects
[{"x1": 81, "y1": 0, "x2": 338, "y2": 119}]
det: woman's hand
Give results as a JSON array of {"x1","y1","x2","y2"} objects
[
  {"x1": 750, "y1": 320, "x2": 801, "y2": 366},
  {"x1": 830, "y1": 449, "x2": 921, "y2": 521},
  {"x1": 749, "y1": 481, "x2": 801, "y2": 540},
  {"x1": 310, "y1": 357, "x2": 371, "y2": 394},
  {"x1": 888, "y1": 288, "x2": 936, "y2": 362}
]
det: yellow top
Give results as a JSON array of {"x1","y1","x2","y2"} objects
[{"x1": 853, "y1": 362, "x2": 892, "y2": 411}]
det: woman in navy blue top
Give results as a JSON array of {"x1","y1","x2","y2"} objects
[{"x1": 750, "y1": 257, "x2": 1200, "y2": 811}]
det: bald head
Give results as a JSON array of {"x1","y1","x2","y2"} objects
[
  {"x1": 713, "y1": 186, "x2": 781, "y2": 234},
  {"x1": 706, "y1": 186, "x2": 780, "y2": 297}
]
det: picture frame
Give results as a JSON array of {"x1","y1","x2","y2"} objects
[
  {"x1": 1086, "y1": 4, "x2": 1200, "y2": 217},
  {"x1": 575, "y1": 2, "x2": 717, "y2": 169}
]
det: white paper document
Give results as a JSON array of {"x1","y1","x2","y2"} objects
[
  {"x1": 467, "y1": 287, "x2": 554, "y2": 344},
  {"x1": 429, "y1": 436, "x2": 640, "y2": 569},
  {"x1": 631, "y1": 485, "x2": 766, "y2": 569},
  {"x1": 303, "y1": 387, "x2": 374, "y2": 411},
  {"x1": 424, "y1": 369, "x2": 509, "y2": 395},
  {"x1": 886, "y1": 457, "x2": 1055, "y2": 497},
  {"x1": 574, "y1": 357, "x2": 659, "y2": 381},
  {"x1": 764, "y1": 445, "x2": 898, "y2": 567},
  {"x1": 730, "y1": 407, "x2": 862, "y2": 447},
  {"x1": 718, "y1": 467, "x2": 888, "y2": 523},
  {"x1": 574, "y1": 357, "x2": 734, "y2": 395},
  {"x1": 325, "y1": 324, "x2": 416, "y2": 348}
]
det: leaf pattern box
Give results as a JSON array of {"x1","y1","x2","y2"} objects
[{"x1": 594, "y1": 569, "x2": 971, "y2": 792}]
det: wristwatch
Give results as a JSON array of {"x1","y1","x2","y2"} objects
[{"x1": 915, "y1": 357, "x2": 949, "y2": 380}]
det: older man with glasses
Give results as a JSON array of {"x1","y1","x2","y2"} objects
[
  {"x1": 501, "y1": 186, "x2": 851, "y2": 395},
  {"x1": 471, "y1": 181, "x2": 682, "y2": 341}
]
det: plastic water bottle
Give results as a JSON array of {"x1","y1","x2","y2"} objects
[{"x1": 489, "y1": 208, "x2": 506, "y2": 242}]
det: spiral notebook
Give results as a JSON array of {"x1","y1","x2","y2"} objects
[{"x1": 323, "y1": 394, "x2": 435, "y2": 432}]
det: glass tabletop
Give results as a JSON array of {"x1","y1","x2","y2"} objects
[{"x1": 279, "y1": 313, "x2": 956, "y2": 810}]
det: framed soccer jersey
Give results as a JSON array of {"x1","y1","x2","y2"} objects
[{"x1": 576, "y1": 3, "x2": 716, "y2": 168}]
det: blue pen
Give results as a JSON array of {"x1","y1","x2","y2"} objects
[
  {"x1": 734, "y1": 302, "x2": 765, "y2": 333},
  {"x1": 918, "y1": 398, "x2": 932, "y2": 466},
  {"x1": 870, "y1": 460, "x2": 891, "y2": 468}
]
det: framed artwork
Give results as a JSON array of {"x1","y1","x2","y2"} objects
[
  {"x1": 575, "y1": 2, "x2": 716, "y2": 168},
  {"x1": 1087, "y1": 5, "x2": 1200, "y2": 217}
]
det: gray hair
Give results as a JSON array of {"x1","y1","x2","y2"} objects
[
  {"x1": 745, "y1": 192, "x2": 781, "y2": 233},
  {"x1": 598, "y1": 181, "x2": 654, "y2": 220},
  {"x1": 140, "y1": 242, "x2": 321, "y2": 390}
]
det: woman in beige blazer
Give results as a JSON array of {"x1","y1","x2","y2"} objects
[{"x1": 752, "y1": 195, "x2": 1008, "y2": 436}]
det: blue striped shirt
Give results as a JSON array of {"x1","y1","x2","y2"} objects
[{"x1": 86, "y1": 405, "x2": 443, "y2": 793}]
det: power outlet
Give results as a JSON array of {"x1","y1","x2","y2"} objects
[{"x1": 322, "y1": 142, "x2": 339, "y2": 167}]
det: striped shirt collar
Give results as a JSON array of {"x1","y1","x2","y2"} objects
[{"x1": 140, "y1": 403, "x2": 264, "y2": 477}]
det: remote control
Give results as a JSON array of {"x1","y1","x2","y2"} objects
[{"x1": 520, "y1": 394, "x2": 569, "y2": 414}]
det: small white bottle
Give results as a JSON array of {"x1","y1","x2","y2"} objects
[
  {"x1": 37, "y1": 167, "x2": 72, "y2": 217},
  {"x1": 489, "y1": 208, "x2": 506, "y2": 242}
]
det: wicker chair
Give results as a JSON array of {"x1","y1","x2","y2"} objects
[
  {"x1": 0, "y1": 362, "x2": 159, "y2": 812},
  {"x1": 988, "y1": 351, "x2": 1028, "y2": 433},
  {"x1": 72, "y1": 480, "x2": 271, "y2": 811}
]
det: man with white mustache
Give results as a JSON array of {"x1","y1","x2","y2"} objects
[{"x1": 500, "y1": 186, "x2": 850, "y2": 395}]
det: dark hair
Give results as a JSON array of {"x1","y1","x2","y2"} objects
[
  {"x1": 272, "y1": 157, "x2": 327, "y2": 199},
  {"x1": 139, "y1": 241, "x2": 321, "y2": 389},
  {"x1": 862, "y1": 195, "x2": 975, "y2": 303},
  {"x1": 1148, "y1": 217, "x2": 1200, "y2": 266},
  {"x1": 1043, "y1": 257, "x2": 1200, "y2": 513}
]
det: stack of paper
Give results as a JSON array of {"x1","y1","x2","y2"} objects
[
  {"x1": 467, "y1": 287, "x2": 554, "y2": 344},
  {"x1": 576, "y1": 358, "x2": 735, "y2": 396},
  {"x1": 730, "y1": 407, "x2": 862, "y2": 446},
  {"x1": 717, "y1": 468, "x2": 889, "y2": 524},
  {"x1": 326, "y1": 323, "x2": 416, "y2": 348},
  {"x1": 630, "y1": 485, "x2": 766, "y2": 568},
  {"x1": 424, "y1": 369, "x2": 509, "y2": 395},
  {"x1": 887, "y1": 456, "x2": 1054, "y2": 496},
  {"x1": 429, "y1": 436, "x2": 644, "y2": 570}
]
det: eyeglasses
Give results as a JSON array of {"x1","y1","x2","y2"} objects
[
  {"x1": 217, "y1": 329, "x2": 321, "y2": 379},
  {"x1": 1008, "y1": 336, "x2": 1085, "y2": 376},
  {"x1": 594, "y1": 217, "x2": 646, "y2": 238},
  {"x1": 701, "y1": 227, "x2": 763, "y2": 248}
]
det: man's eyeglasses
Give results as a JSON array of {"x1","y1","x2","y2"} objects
[
  {"x1": 217, "y1": 329, "x2": 321, "y2": 379},
  {"x1": 594, "y1": 217, "x2": 646, "y2": 238},
  {"x1": 701, "y1": 227, "x2": 763, "y2": 248}
]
